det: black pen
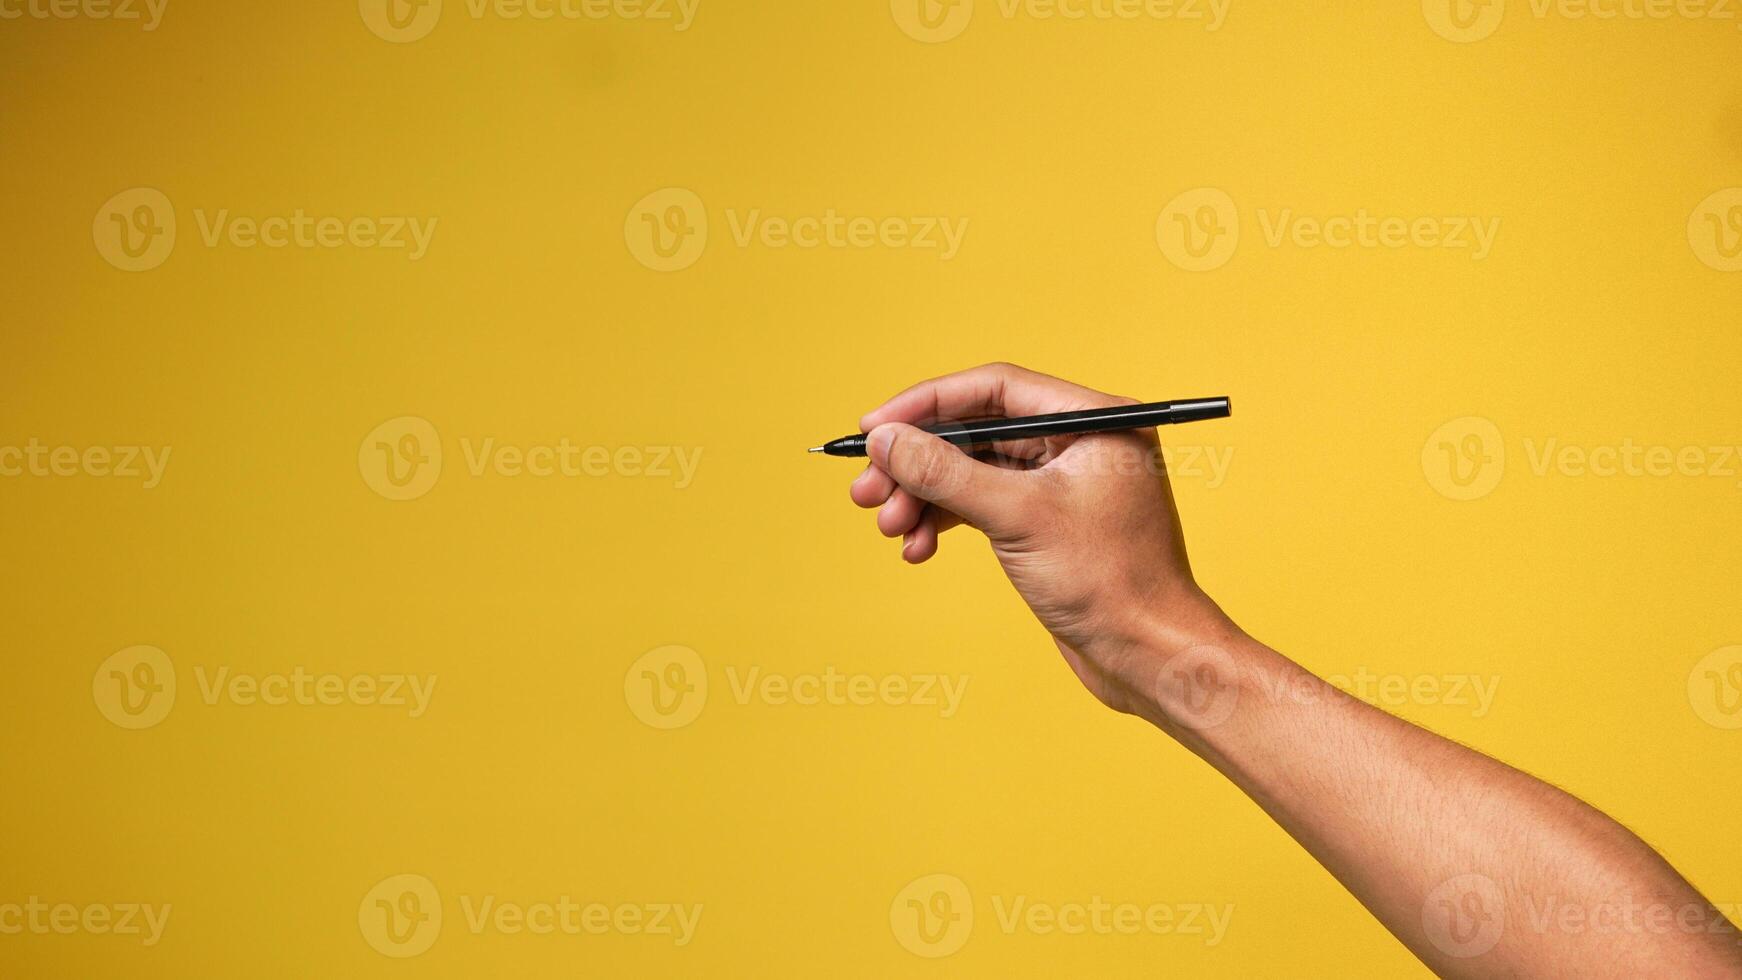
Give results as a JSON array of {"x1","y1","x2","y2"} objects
[{"x1": 807, "y1": 397, "x2": 1231, "y2": 457}]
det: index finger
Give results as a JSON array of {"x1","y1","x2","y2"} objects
[{"x1": 859, "y1": 362, "x2": 1126, "y2": 432}]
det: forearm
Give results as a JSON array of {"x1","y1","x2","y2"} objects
[{"x1": 1128, "y1": 618, "x2": 1742, "y2": 977}]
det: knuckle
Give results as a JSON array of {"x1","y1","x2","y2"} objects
[{"x1": 912, "y1": 445, "x2": 953, "y2": 496}]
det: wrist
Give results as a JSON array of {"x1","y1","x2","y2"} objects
[{"x1": 1117, "y1": 597, "x2": 1284, "y2": 745}]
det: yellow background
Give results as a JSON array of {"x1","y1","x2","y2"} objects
[{"x1": 3, "y1": 0, "x2": 1740, "y2": 975}]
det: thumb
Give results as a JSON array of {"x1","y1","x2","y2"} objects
[{"x1": 867, "y1": 423, "x2": 1020, "y2": 530}]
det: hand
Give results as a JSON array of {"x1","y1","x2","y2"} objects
[{"x1": 849, "y1": 363, "x2": 1233, "y2": 715}]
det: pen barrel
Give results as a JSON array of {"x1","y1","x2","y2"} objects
[
  {"x1": 815, "y1": 397, "x2": 1230, "y2": 458},
  {"x1": 926, "y1": 398, "x2": 1231, "y2": 447}
]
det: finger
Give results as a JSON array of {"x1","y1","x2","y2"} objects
[
  {"x1": 903, "y1": 509, "x2": 940, "y2": 564},
  {"x1": 867, "y1": 422, "x2": 1025, "y2": 530},
  {"x1": 932, "y1": 508, "x2": 966, "y2": 536},
  {"x1": 860, "y1": 362, "x2": 1128, "y2": 433},
  {"x1": 849, "y1": 464, "x2": 896, "y2": 509},
  {"x1": 878, "y1": 487, "x2": 926, "y2": 538},
  {"x1": 904, "y1": 506, "x2": 968, "y2": 564}
]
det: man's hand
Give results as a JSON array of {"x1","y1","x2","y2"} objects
[
  {"x1": 845, "y1": 362, "x2": 1742, "y2": 979},
  {"x1": 848, "y1": 362, "x2": 1230, "y2": 716}
]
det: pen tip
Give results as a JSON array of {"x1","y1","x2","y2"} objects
[{"x1": 807, "y1": 446, "x2": 824, "y2": 454}]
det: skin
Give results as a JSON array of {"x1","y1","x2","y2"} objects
[{"x1": 848, "y1": 362, "x2": 1742, "y2": 978}]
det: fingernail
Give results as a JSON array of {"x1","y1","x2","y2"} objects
[{"x1": 867, "y1": 425, "x2": 895, "y2": 461}]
